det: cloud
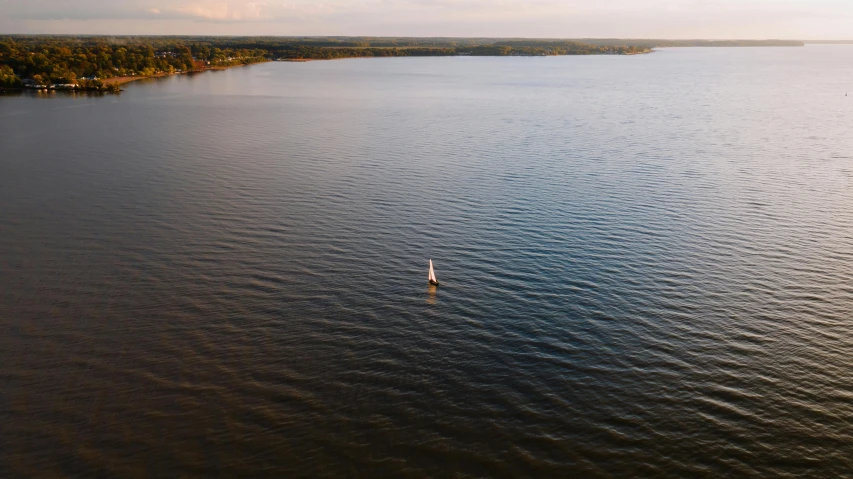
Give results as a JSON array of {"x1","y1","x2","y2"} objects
[
  {"x1": 160, "y1": 0, "x2": 337, "y2": 22},
  {"x1": 174, "y1": 0, "x2": 268, "y2": 20},
  {"x1": 1, "y1": 0, "x2": 852, "y2": 38},
  {"x1": 402, "y1": 0, "x2": 574, "y2": 21}
]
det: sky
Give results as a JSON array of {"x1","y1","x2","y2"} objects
[{"x1": 1, "y1": 0, "x2": 851, "y2": 39}]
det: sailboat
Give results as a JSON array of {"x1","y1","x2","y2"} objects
[{"x1": 428, "y1": 259, "x2": 439, "y2": 286}]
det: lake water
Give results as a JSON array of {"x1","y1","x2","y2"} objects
[{"x1": 1, "y1": 46, "x2": 852, "y2": 477}]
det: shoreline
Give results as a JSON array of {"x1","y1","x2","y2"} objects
[
  {"x1": 276, "y1": 51, "x2": 654, "y2": 62},
  {"x1": 103, "y1": 61, "x2": 268, "y2": 87},
  {"x1": 2, "y1": 51, "x2": 665, "y2": 93},
  {"x1": 1, "y1": 62, "x2": 268, "y2": 93}
]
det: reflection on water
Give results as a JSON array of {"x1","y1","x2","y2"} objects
[
  {"x1": 1, "y1": 46, "x2": 853, "y2": 477},
  {"x1": 0, "y1": 89, "x2": 114, "y2": 99},
  {"x1": 426, "y1": 284, "x2": 438, "y2": 305}
]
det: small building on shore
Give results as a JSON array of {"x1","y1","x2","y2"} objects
[{"x1": 22, "y1": 79, "x2": 46, "y2": 89}]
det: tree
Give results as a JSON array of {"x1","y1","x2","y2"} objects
[
  {"x1": 0, "y1": 64, "x2": 21, "y2": 87},
  {"x1": 31, "y1": 73, "x2": 48, "y2": 86}
]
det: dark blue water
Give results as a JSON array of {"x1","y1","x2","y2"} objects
[{"x1": 2, "y1": 46, "x2": 852, "y2": 477}]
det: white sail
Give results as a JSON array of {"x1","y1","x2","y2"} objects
[{"x1": 428, "y1": 259, "x2": 437, "y2": 283}]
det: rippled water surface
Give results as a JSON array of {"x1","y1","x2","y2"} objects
[{"x1": 2, "y1": 46, "x2": 853, "y2": 477}]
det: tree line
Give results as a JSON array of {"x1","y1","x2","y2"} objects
[
  {"x1": 0, "y1": 36, "x2": 268, "y2": 89},
  {"x1": 0, "y1": 36, "x2": 658, "y2": 88},
  {"x1": 2, "y1": 35, "x2": 800, "y2": 89}
]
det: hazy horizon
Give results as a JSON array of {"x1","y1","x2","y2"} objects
[
  {"x1": 1, "y1": 0, "x2": 852, "y2": 40},
  {"x1": 2, "y1": 33, "x2": 851, "y2": 42}
]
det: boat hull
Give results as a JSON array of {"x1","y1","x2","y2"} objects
[{"x1": 429, "y1": 280, "x2": 439, "y2": 286}]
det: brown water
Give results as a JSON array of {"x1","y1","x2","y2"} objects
[{"x1": 1, "y1": 46, "x2": 853, "y2": 477}]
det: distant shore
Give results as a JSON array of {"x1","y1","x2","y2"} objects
[{"x1": 1, "y1": 36, "x2": 812, "y2": 93}]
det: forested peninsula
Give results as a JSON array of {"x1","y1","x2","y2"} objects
[{"x1": 0, "y1": 36, "x2": 804, "y2": 91}]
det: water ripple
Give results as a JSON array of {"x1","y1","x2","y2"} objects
[{"x1": 2, "y1": 47, "x2": 853, "y2": 477}]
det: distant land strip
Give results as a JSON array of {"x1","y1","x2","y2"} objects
[{"x1": 0, "y1": 36, "x2": 808, "y2": 91}]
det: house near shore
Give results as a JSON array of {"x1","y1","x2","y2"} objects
[
  {"x1": 81, "y1": 75, "x2": 99, "y2": 81},
  {"x1": 22, "y1": 79, "x2": 46, "y2": 89}
]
